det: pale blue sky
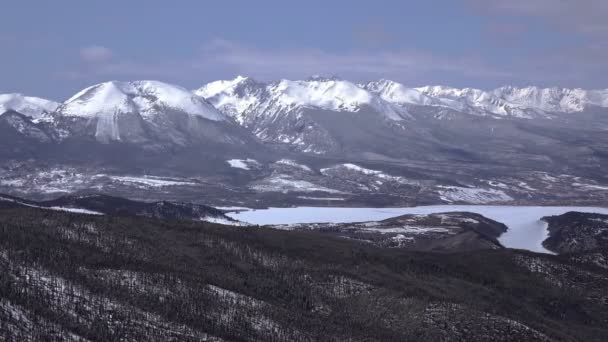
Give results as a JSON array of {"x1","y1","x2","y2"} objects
[{"x1": 1, "y1": 0, "x2": 606, "y2": 99}]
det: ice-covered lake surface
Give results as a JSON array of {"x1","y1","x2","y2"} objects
[{"x1": 227, "y1": 206, "x2": 608, "y2": 254}]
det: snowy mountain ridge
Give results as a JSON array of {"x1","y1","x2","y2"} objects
[
  {"x1": 195, "y1": 76, "x2": 410, "y2": 123},
  {"x1": 0, "y1": 93, "x2": 60, "y2": 120},
  {"x1": 363, "y1": 80, "x2": 608, "y2": 118},
  {"x1": 5, "y1": 78, "x2": 607, "y2": 124}
]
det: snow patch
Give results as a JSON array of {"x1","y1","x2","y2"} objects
[
  {"x1": 438, "y1": 186, "x2": 513, "y2": 204},
  {"x1": 227, "y1": 159, "x2": 260, "y2": 170}
]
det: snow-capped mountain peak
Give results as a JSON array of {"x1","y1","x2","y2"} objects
[
  {"x1": 0, "y1": 93, "x2": 60, "y2": 119},
  {"x1": 195, "y1": 75, "x2": 257, "y2": 99},
  {"x1": 270, "y1": 78, "x2": 375, "y2": 112},
  {"x1": 59, "y1": 80, "x2": 226, "y2": 122},
  {"x1": 195, "y1": 76, "x2": 267, "y2": 123}
]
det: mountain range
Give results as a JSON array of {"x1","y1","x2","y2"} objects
[{"x1": 1, "y1": 77, "x2": 607, "y2": 207}]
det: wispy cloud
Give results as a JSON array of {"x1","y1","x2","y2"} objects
[
  {"x1": 60, "y1": 33, "x2": 606, "y2": 90},
  {"x1": 468, "y1": 0, "x2": 608, "y2": 36},
  {"x1": 80, "y1": 45, "x2": 114, "y2": 63},
  {"x1": 192, "y1": 39, "x2": 509, "y2": 82},
  {"x1": 59, "y1": 39, "x2": 510, "y2": 87},
  {"x1": 353, "y1": 20, "x2": 396, "y2": 47}
]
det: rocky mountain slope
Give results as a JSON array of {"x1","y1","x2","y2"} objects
[{"x1": 1, "y1": 205, "x2": 607, "y2": 341}]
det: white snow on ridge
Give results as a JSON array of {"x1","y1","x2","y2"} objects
[
  {"x1": 0, "y1": 195, "x2": 103, "y2": 215},
  {"x1": 200, "y1": 216, "x2": 247, "y2": 226},
  {"x1": 269, "y1": 79, "x2": 405, "y2": 119},
  {"x1": 0, "y1": 93, "x2": 59, "y2": 119},
  {"x1": 338, "y1": 163, "x2": 384, "y2": 175},
  {"x1": 214, "y1": 206, "x2": 252, "y2": 211},
  {"x1": 48, "y1": 206, "x2": 104, "y2": 215},
  {"x1": 105, "y1": 175, "x2": 197, "y2": 188},
  {"x1": 227, "y1": 159, "x2": 260, "y2": 170},
  {"x1": 196, "y1": 76, "x2": 250, "y2": 99}
]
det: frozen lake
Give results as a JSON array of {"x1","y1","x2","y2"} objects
[{"x1": 227, "y1": 205, "x2": 608, "y2": 253}]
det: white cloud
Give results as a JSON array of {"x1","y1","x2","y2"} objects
[{"x1": 80, "y1": 45, "x2": 114, "y2": 63}]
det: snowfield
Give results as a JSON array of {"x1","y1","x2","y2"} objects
[{"x1": 227, "y1": 205, "x2": 608, "y2": 254}]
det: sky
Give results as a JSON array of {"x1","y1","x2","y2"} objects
[{"x1": 1, "y1": 0, "x2": 607, "y2": 100}]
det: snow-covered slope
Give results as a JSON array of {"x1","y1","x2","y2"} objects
[
  {"x1": 0, "y1": 93, "x2": 59, "y2": 119},
  {"x1": 59, "y1": 80, "x2": 226, "y2": 121},
  {"x1": 54, "y1": 80, "x2": 234, "y2": 144},
  {"x1": 363, "y1": 80, "x2": 608, "y2": 118}
]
